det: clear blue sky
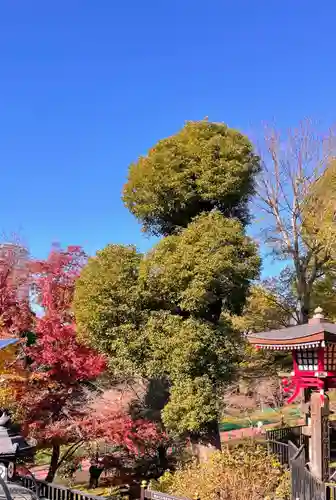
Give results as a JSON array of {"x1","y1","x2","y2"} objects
[{"x1": 0, "y1": 1, "x2": 335, "y2": 278}]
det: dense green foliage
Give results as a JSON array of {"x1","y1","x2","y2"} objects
[
  {"x1": 75, "y1": 120, "x2": 262, "y2": 440},
  {"x1": 231, "y1": 284, "x2": 291, "y2": 334},
  {"x1": 74, "y1": 244, "x2": 144, "y2": 376},
  {"x1": 311, "y1": 272, "x2": 336, "y2": 322},
  {"x1": 161, "y1": 377, "x2": 219, "y2": 434},
  {"x1": 75, "y1": 211, "x2": 260, "y2": 436},
  {"x1": 140, "y1": 211, "x2": 260, "y2": 319},
  {"x1": 123, "y1": 120, "x2": 261, "y2": 235}
]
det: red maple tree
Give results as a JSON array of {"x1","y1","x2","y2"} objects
[
  {"x1": 0, "y1": 243, "x2": 33, "y2": 338},
  {"x1": 19, "y1": 245, "x2": 164, "y2": 482}
]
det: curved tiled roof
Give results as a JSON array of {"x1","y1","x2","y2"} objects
[{"x1": 249, "y1": 321, "x2": 336, "y2": 342}]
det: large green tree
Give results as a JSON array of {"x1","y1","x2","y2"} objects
[
  {"x1": 75, "y1": 212, "x2": 260, "y2": 445},
  {"x1": 75, "y1": 121, "x2": 261, "y2": 450},
  {"x1": 123, "y1": 120, "x2": 260, "y2": 235}
]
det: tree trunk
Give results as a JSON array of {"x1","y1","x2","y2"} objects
[
  {"x1": 206, "y1": 419, "x2": 222, "y2": 450},
  {"x1": 45, "y1": 443, "x2": 60, "y2": 483},
  {"x1": 157, "y1": 445, "x2": 169, "y2": 471},
  {"x1": 190, "y1": 420, "x2": 221, "y2": 462},
  {"x1": 297, "y1": 295, "x2": 310, "y2": 325}
]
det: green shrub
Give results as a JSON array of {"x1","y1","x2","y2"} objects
[
  {"x1": 274, "y1": 470, "x2": 291, "y2": 500},
  {"x1": 150, "y1": 442, "x2": 288, "y2": 500}
]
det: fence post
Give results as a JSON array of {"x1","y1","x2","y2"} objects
[
  {"x1": 120, "y1": 484, "x2": 130, "y2": 500},
  {"x1": 140, "y1": 480, "x2": 148, "y2": 500}
]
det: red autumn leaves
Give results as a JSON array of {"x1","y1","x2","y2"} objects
[{"x1": 3, "y1": 243, "x2": 164, "y2": 457}]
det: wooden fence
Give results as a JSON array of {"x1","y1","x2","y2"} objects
[
  {"x1": 269, "y1": 438, "x2": 336, "y2": 500},
  {"x1": 291, "y1": 458, "x2": 326, "y2": 500}
]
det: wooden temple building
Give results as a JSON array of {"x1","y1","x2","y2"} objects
[{"x1": 249, "y1": 307, "x2": 336, "y2": 481}]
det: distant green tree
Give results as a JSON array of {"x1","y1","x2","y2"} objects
[
  {"x1": 229, "y1": 270, "x2": 299, "y2": 379},
  {"x1": 310, "y1": 271, "x2": 336, "y2": 322},
  {"x1": 123, "y1": 120, "x2": 260, "y2": 235},
  {"x1": 230, "y1": 269, "x2": 298, "y2": 334}
]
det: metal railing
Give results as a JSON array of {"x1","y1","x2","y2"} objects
[
  {"x1": 0, "y1": 477, "x2": 16, "y2": 500},
  {"x1": 267, "y1": 440, "x2": 289, "y2": 466},
  {"x1": 327, "y1": 483, "x2": 336, "y2": 500},
  {"x1": 19, "y1": 476, "x2": 106, "y2": 500},
  {"x1": 266, "y1": 424, "x2": 304, "y2": 445}
]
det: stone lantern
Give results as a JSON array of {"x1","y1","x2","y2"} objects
[
  {"x1": 0, "y1": 411, "x2": 35, "y2": 482},
  {"x1": 249, "y1": 307, "x2": 336, "y2": 481},
  {"x1": 0, "y1": 338, "x2": 37, "y2": 499}
]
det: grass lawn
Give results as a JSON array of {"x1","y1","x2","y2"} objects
[
  {"x1": 34, "y1": 448, "x2": 53, "y2": 466},
  {"x1": 70, "y1": 484, "x2": 112, "y2": 496},
  {"x1": 220, "y1": 404, "x2": 301, "y2": 431}
]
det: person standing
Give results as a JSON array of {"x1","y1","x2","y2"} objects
[{"x1": 89, "y1": 458, "x2": 104, "y2": 489}]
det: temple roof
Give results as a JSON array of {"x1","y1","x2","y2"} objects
[
  {"x1": 248, "y1": 308, "x2": 336, "y2": 350},
  {"x1": 0, "y1": 339, "x2": 19, "y2": 351}
]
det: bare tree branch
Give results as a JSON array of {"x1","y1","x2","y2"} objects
[{"x1": 256, "y1": 119, "x2": 336, "y2": 323}]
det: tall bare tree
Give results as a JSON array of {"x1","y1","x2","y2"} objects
[{"x1": 256, "y1": 120, "x2": 336, "y2": 324}]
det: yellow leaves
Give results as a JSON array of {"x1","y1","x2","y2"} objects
[
  {"x1": 302, "y1": 160, "x2": 336, "y2": 258},
  {"x1": 0, "y1": 385, "x2": 21, "y2": 418},
  {"x1": 151, "y1": 444, "x2": 286, "y2": 500},
  {"x1": 229, "y1": 285, "x2": 289, "y2": 334},
  {"x1": 0, "y1": 376, "x2": 26, "y2": 420},
  {"x1": 0, "y1": 343, "x2": 26, "y2": 378}
]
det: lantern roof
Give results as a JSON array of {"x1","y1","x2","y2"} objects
[
  {"x1": 0, "y1": 338, "x2": 19, "y2": 351},
  {"x1": 0, "y1": 411, "x2": 35, "y2": 462},
  {"x1": 248, "y1": 307, "x2": 336, "y2": 350}
]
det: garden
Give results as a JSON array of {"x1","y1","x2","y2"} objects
[{"x1": 1, "y1": 119, "x2": 336, "y2": 500}]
